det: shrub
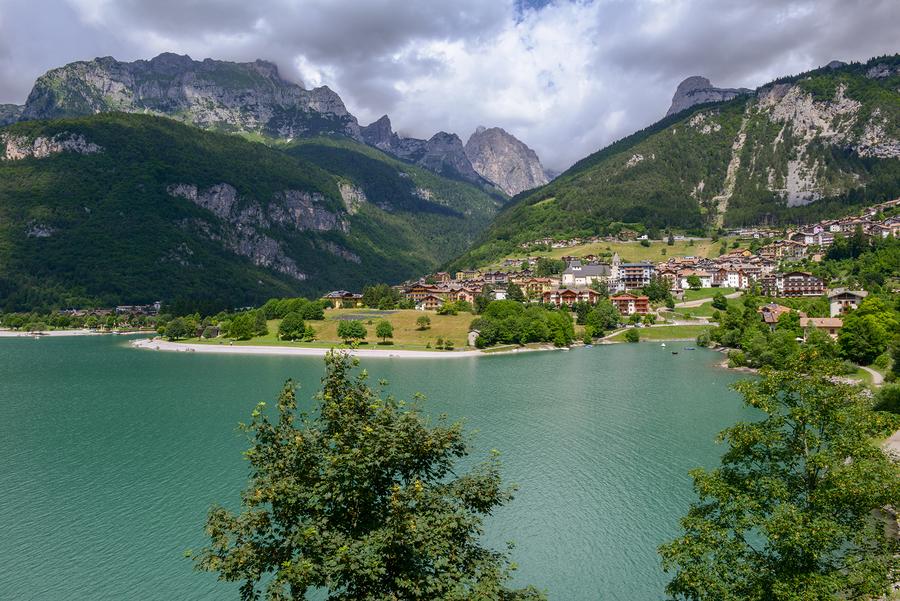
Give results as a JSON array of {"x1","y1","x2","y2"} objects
[
  {"x1": 727, "y1": 350, "x2": 747, "y2": 367},
  {"x1": 624, "y1": 329, "x2": 640, "y2": 343}
]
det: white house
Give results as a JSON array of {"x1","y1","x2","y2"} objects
[{"x1": 828, "y1": 289, "x2": 868, "y2": 317}]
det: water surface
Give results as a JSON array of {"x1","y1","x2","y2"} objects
[{"x1": 0, "y1": 336, "x2": 752, "y2": 600}]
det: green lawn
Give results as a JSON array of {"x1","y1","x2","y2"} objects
[
  {"x1": 606, "y1": 324, "x2": 713, "y2": 342},
  {"x1": 190, "y1": 309, "x2": 474, "y2": 351},
  {"x1": 682, "y1": 287, "x2": 737, "y2": 302}
]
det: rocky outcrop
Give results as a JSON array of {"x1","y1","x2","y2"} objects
[
  {"x1": 21, "y1": 53, "x2": 361, "y2": 140},
  {"x1": 1, "y1": 132, "x2": 102, "y2": 160},
  {"x1": 666, "y1": 76, "x2": 752, "y2": 116},
  {"x1": 464, "y1": 126, "x2": 548, "y2": 196},
  {"x1": 167, "y1": 182, "x2": 351, "y2": 280},
  {"x1": 360, "y1": 115, "x2": 484, "y2": 184},
  {"x1": 0, "y1": 104, "x2": 22, "y2": 126}
]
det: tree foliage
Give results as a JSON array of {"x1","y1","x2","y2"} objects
[
  {"x1": 194, "y1": 352, "x2": 544, "y2": 600},
  {"x1": 277, "y1": 312, "x2": 305, "y2": 341},
  {"x1": 659, "y1": 356, "x2": 900, "y2": 601},
  {"x1": 336, "y1": 320, "x2": 367, "y2": 344}
]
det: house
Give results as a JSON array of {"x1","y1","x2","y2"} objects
[
  {"x1": 512, "y1": 277, "x2": 556, "y2": 298},
  {"x1": 561, "y1": 261, "x2": 612, "y2": 287},
  {"x1": 434, "y1": 272, "x2": 451, "y2": 284},
  {"x1": 800, "y1": 317, "x2": 843, "y2": 339},
  {"x1": 542, "y1": 287, "x2": 601, "y2": 307},
  {"x1": 404, "y1": 284, "x2": 441, "y2": 303},
  {"x1": 455, "y1": 270, "x2": 481, "y2": 281},
  {"x1": 416, "y1": 295, "x2": 445, "y2": 311},
  {"x1": 609, "y1": 293, "x2": 650, "y2": 315},
  {"x1": 828, "y1": 289, "x2": 868, "y2": 317},
  {"x1": 322, "y1": 290, "x2": 363, "y2": 308},
  {"x1": 758, "y1": 303, "x2": 806, "y2": 331}
]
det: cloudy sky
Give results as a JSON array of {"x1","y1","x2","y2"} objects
[{"x1": 0, "y1": 0, "x2": 897, "y2": 170}]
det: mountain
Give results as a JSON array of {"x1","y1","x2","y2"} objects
[
  {"x1": 15, "y1": 53, "x2": 547, "y2": 194},
  {"x1": 0, "y1": 105, "x2": 22, "y2": 126},
  {"x1": 450, "y1": 55, "x2": 900, "y2": 269},
  {"x1": 360, "y1": 115, "x2": 484, "y2": 184},
  {"x1": 464, "y1": 126, "x2": 549, "y2": 196},
  {"x1": 21, "y1": 53, "x2": 360, "y2": 140},
  {"x1": 666, "y1": 76, "x2": 751, "y2": 116},
  {"x1": 0, "y1": 113, "x2": 503, "y2": 311}
]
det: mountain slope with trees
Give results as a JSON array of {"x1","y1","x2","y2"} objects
[
  {"x1": 0, "y1": 113, "x2": 502, "y2": 311},
  {"x1": 450, "y1": 55, "x2": 900, "y2": 269}
]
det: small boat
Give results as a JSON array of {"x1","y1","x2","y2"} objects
[
  {"x1": 584, "y1": 344, "x2": 593, "y2": 349},
  {"x1": 683, "y1": 346, "x2": 696, "y2": 351},
  {"x1": 671, "y1": 351, "x2": 679, "y2": 355},
  {"x1": 660, "y1": 343, "x2": 666, "y2": 347}
]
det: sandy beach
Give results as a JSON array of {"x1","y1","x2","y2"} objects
[{"x1": 131, "y1": 337, "x2": 500, "y2": 358}]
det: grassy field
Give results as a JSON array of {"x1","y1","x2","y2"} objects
[
  {"x1": 194, "y1": 309, "x2": 475, "y2": 351},
  {"x1": 606, "y1": 324, "x2": 713, "y2": 342},
  {"x1": 681, "y1": 287, "x2": 737, "y2": 302},
  {"x1": 483, "y1": 238, "x2": 746, "y2": 270}
]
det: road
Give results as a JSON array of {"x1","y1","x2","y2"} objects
[{"x1": 859, "y1": 365, "x2": 885, "y2": 386}]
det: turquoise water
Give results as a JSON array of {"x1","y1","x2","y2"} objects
[{"x1": 0, "y1": 336, "x2": 752, "y2": 600}]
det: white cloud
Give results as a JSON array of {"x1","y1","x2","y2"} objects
[{"x1": 0, "y1": 0, "x2": 897, "y2": 170}]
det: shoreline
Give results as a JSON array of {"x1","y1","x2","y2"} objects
[
  {"x1": 0, "y1": 328, "x2": 155, "y2": 338},
  {"x1": 130, "y1": 337, "x2": 551, "y2": 359}
]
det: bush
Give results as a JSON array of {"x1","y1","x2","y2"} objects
[
  {"x1": 874, "y1": 384, "x2": 900, "y2": 414},
  {"x1": 711, "y1": 292, "x2": 728, "y2": 310},
  {"x1": 624, "y1": 329, "x2": 640, "y2": 343},
  {"x1": 727, "y1": 350, "x2": 747, "y2": 367},
  {"x1": 337, "y1": 320, "x2": 367, "y2": 344},
  {"x1": 415, "y1": 315, "x2": 431, "y2": 330},
  {"x1": 696, "y1": 330, "x2": 711, "y2": 348}
]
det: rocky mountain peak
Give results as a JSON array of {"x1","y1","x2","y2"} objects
[
  {"x1": 666, "y1": 76, "x2": 752, "y2": 116},
  {"x1": 359, "y1": 114, "x2": 398, "y2": 151},
  {"x1": 464, "y1": 126, "x2": 549, "y2": 196},
  {"x1": 20, "y1": 53, "x2": 361, "y2": 139}
]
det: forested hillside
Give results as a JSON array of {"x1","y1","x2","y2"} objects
[
  {"x1": 0, "y1": 114, "x2": 502, "y2": 311},
  {"x1": 450, "y1": 55, "x2": 900, "y2": 269}
]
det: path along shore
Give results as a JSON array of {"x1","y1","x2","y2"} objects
[{"x1": 133, "y1": 337, "x2": 506, "y2": 359}]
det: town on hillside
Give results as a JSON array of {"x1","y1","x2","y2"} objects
[{"x1": 316, "y1": 198, "x2": 900, "y2": 341}]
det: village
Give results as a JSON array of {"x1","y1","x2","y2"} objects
[{"x1": 319, "y1": 198, "x2": 900, "y2": 343}]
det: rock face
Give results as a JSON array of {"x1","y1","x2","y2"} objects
[
  {"x1": 360, "y1": 116, "x2": 483, "y2": 184},
  {"x1": 1, "y1": 132, "x2": 102, "y2": 160},
  {"x1": 167, "y1": 182, "x2": 349, "y2": 281},
  {"x1": 666, "y1": 76, "x2": 752, "y2": 116},
  {"x1": 0, "y1": 104, "x2": 22, "y2": 126},
  {"x1": 464, "y1": 126, "x2": 549, "y2": 195},
  {"x1": 21, "y1": 53, "x2": 360, "y2": 139}
]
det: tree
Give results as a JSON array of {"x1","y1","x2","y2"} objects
[
  {"x1": 838, "y1": 312, "x2": 891, "y2": 365},
  {"x1": 686, "y1": 275, "x2": 702, "y2": 290},
  {"x1": 254, "y1": 310, "x2": 268, "y2": 336},
  {"x1": 667, "y1": 232, "x2": 675, "y2": 246},
  {"x1": 642, "y1": 276, "x2": 673, "y2": 303},
  {"x1": 585, "y1": 299, "x2": 620, "y2": 331},
  {"x1": 624, "y1": 328, "x2": 640, "y2": 343},
  {"x1": 416, "y1": 315, "x2": 431, "y2": 330},
  {"x1": 228, "y1": 313, "x2": 256, "y2": 340},
  {"x1": 165, "y1": 317, "x2": 187, "y2": 341},
  {"x1": 506, "y1": 282, "x2": 525, "y2": 302},
  {"x1": 277, "y1": 312, "x2": 305, "y2": 341},
  {"x1": 375, "y1": 320, "x2": 394, "y2": 343},
  {"x1": 337, "y1": 319, "x2": 367, "y2": 344},
  {"x1": 362, "y1": 283, "x2": 400, "y2": 309},
  {"x1": 194, "y1": 352, "x2": 544, "y2": 600},
  {"x1": 659, "y1": 357, "x2": 900, "y2": 600},
  {"x1": 711, "y1": 292, "x2": 728, "y2": 311},
  {"x1": 534, "y1": 257, "x2": 565, "y2": 277}
]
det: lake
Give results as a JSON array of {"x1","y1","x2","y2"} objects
[{"x1": 0, "y1": 335, "x2": 752, "y2": 600}]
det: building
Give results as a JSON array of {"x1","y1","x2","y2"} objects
[
  {"x1": 609, "y1": 293, "x2": 650, "y2": 315},
  {"x1": 828, "y1": 289, "x2": 868, "y2": 317},
  {"x1": 800, "y1": 317, "x2": 843, "y2": 339},
  {"x1": 761, "y1": 272, "x2": 826, "y2": 297},
  {"x1": 542, "y1": 287, "x2": 601, "y2": 308},
  {"x1": 678, "y1": 269, "x2": 714, "y2": 289},
  {"x1": 619, "y1": 262, "x2": 655, "y2": 289},
  {"x1": 322, "y1": 290, "x2": 363, "y2": 308},
  {"x1": 758, "y1": 303, "x2": 806, "y2": 331},
  {"x1": 416, "y1": 294, "x2": 445, "y2": 311},
  {"x1": 561, "y1": 261, "x2": 612, "y2": 287}
]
